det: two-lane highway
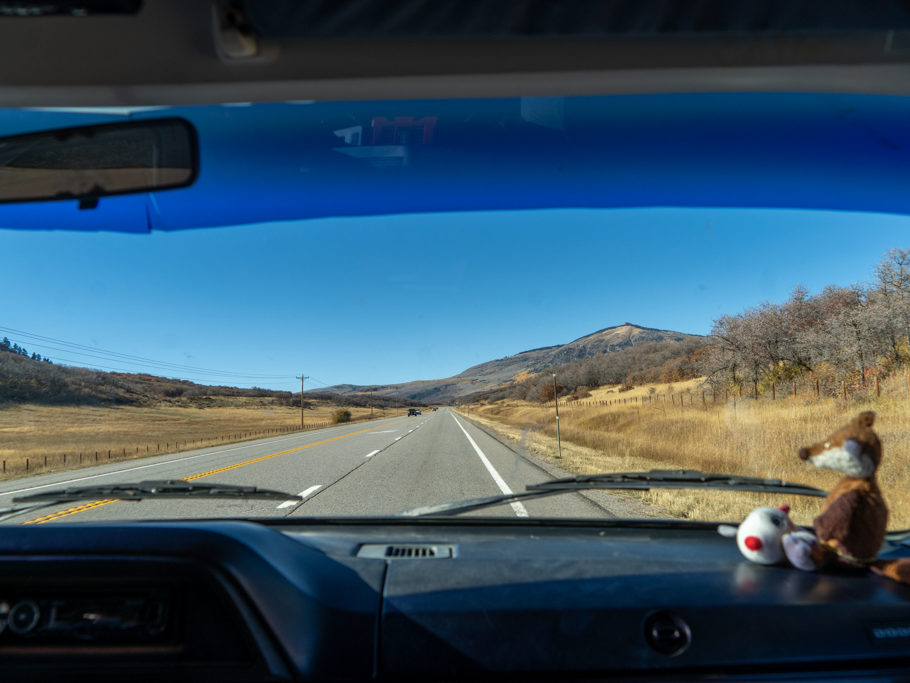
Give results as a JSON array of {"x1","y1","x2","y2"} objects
[{"x1": 0, "y1": 409, "x2": 613, "y2": 523}]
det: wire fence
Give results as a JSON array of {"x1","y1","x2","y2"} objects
[
  {"x1": 557, "y1": 374, "x2": 910, "y2": 411},
  {"x1": 1, "y1": 410, "x2": 399, "y2": 479}
]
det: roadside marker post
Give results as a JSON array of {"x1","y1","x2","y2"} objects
[{"x1": 553, "y1": 373, "x2": 562, "y2": 459}]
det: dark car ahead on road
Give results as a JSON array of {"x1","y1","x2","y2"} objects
[{"x1": 407, "y1": 408, "x2": 420, "y2": 416}]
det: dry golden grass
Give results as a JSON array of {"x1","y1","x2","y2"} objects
[
  {"x1": 0, "y1": 398, "x2": 403, "y2": 479},
  {"x1": 459, "y1": 376, "x2": 910, "y2": 528}
]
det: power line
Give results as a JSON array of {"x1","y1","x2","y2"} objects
[
  {"x1": 7, "y1": 340, "x2": 291, "y2": 381},
  {"x1": 43, "y1": 356, "x2": 293, "y2": 387},
  {"x1": 0, "y1": 325, "x2": 290, "y2": 381},
  {"x1": 305, "y1": 376, "x2": 332, "y2": 388},
  {"x1": 0, "y1": 325, "x2": 287, "y2": 378}
]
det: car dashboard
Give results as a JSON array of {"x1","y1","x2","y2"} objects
[{"x1": 2, "y1": 519, "x2": 910, "y2": 681}]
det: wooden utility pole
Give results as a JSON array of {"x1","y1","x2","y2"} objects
[
  {"x1": 296, "y1": 374, "x2": 310, "y2": 429},
  {"x1": 553, "y1": 373, "x2": 562, "y2": 459}
]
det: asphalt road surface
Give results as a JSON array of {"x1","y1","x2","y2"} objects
[{"x1": 0, "y1": 408, "x2": 613, "y2": 524}]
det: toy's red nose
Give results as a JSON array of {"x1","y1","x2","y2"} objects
[
  {"x1": 744, "y1": 536, "x2": 763, "y2": 551},
  {"x1": 778, "y1": 505, "x2": 791, "y2": 514}
]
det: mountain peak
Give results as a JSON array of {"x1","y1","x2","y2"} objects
[{"x1": 317, "y1": 323, "x2": 701, "y2": 403}]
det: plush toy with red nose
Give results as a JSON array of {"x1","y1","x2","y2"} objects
[
  {"x1": 718, "y1": 505, "x2": 816, "y2": 566},
  {"x1": 723, "y1": 412, "x2": 910, "y2": 583},
  {"x1": 783, "y1": 410, "x2": 910, "y2": 583}
]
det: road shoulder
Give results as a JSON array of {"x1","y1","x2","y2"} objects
[{"x1": 454, "y1": 410, "x2": 669, "y2": 519}]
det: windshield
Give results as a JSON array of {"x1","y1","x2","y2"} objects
[{"x1": 1, "y1": 94, "x2": 909, "y2": 528}]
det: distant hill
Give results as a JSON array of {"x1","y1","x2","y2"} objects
[
  {"x1": 0, "y1": 346, "x2": 409, "y2": 409},
  {"x1": 1, "y1": 323, "x2": 701, "y2": 407},
  {"x1": 320, "y1": 323, "x2": 702, "y2": 403},
  {"x1": 0, "y1": 348, "x2": 292, "y2": 406}
]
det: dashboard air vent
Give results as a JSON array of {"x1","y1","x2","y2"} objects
[{"x1": 356, "y1": 543, "x2": 454, "y2": 559}]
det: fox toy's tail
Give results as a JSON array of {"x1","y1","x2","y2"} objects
[{"x1": 871, "y1": 558, "x2": 910, "y2": 584}]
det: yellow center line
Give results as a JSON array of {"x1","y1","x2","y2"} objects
[
  {"x1": 22, "y1": 417, "x2": 412, "y2": 525},
  {"x1": 24, "y1": 499, "x2": 119, "y2": 525}
]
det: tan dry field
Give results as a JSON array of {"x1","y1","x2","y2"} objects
[
  {"x1": 458, "y1": 375, "x2": 910, "y2": 528},
  {"x1": 0, "y1": 398, "x2": 405, "y2": 479}
]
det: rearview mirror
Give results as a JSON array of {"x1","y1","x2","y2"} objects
[{"x1": 0, "y1": 118, "x2": 198, "y2": 206}]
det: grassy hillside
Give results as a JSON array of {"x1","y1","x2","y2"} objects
[{"x1": 459, "y1": 374, "x2": 910, "y2": 527}]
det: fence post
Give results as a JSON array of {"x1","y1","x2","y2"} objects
[
  {"x1": 815, "y1": 379, "x2": 820, "y2": 397},
  {"x1": 793, "y1": 382, "x2": 797, "y2": 397},
  {"x1": 44, "y1": 455, "x2": 47, "y2": 467},
  {"x1": 753, "y1": 382, "x2": 758, "y2": 400},
  {"x1": 842, "y1": 380, "x2": 847, "y2": 400},
  {"x1": 771, "y1": 383, "x2": 775, "y2": 400},
  {"x1": 876, "y1": 375, "x2": 881, "y2": 398},
  {"x1": 26, "y1": 458, "x2": 29, "y2": 472},
  {"x1": 702, "y1": 392, "x2": 706, "y2": 409}
]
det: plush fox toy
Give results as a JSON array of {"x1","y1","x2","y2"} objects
[{"x1": 782, "y1": 410, "x2": 910, "y2": 583}]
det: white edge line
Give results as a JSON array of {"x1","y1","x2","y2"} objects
[
  {"x1": 277, "y1": 484, "x2": 322, "y2": 509},
  {"x1": 0, "y1": 437, "x2": 295, "y2": 498},
  {"x1": 365, "y1": 450, "x2": 380, "y2": 459},
  {"x1": 450, "y1": 414, "x2": 528, "y2": 518}
]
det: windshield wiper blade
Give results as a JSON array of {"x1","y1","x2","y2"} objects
[
  {"x1": 12, "y1": 480, "x2": 302, "y2": 504},
  {"x1": 0, "y1": 480, "x2": 303, "y2": 523},
  {"x1": 402, "y1": 469, "x2": 827, "y2": 517},
  {"x1": 528, "y1": 470, "x2": 829, "y2": 496}
]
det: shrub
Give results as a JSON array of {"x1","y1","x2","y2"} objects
[
  {"x1": 333, "y1": 408, "x2": 352, "y2": 423},
  {"x1": 538, "y1": 382, "x2": 564, "y2": 402}
]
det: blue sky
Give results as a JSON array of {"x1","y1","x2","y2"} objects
[{"x1": 1, "y1": 207, "x2": 907, "y2": 392}]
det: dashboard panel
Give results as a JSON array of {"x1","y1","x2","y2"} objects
[{"x1": 1, "y1": 519, "x2": 910, "y2": 681}]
